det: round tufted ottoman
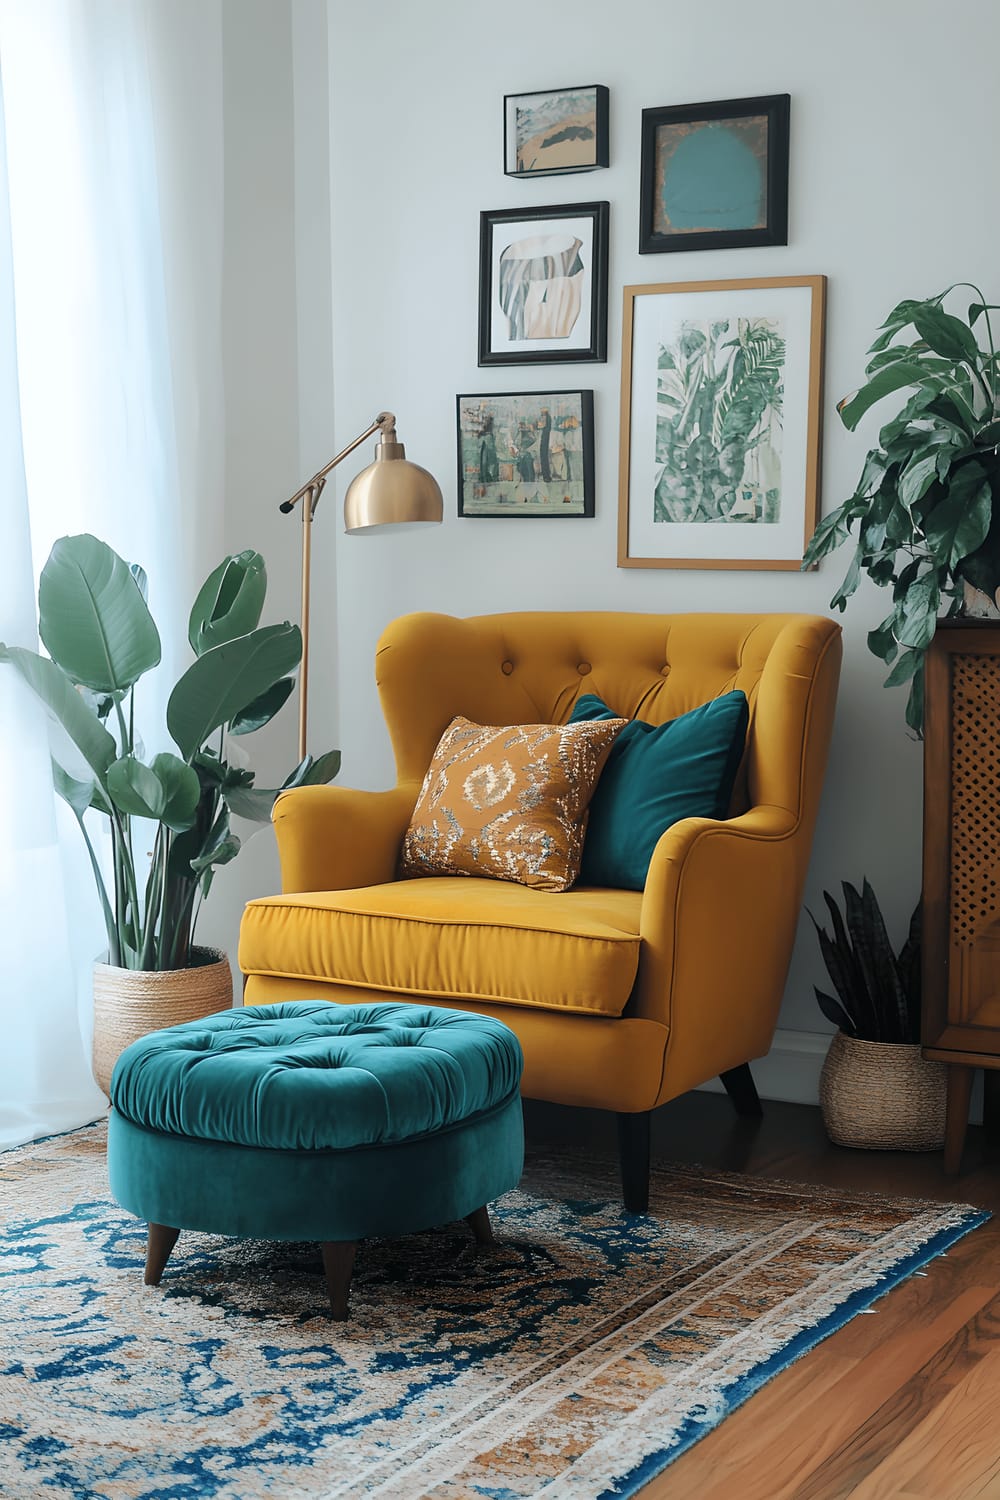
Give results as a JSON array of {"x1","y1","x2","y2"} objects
[{"x1": 107, "y1": 1000, "x2": 524, "y2": 1319}]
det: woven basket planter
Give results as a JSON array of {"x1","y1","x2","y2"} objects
[
  {"x1": 819, "y1": 1031, "x2": 947, "y2": 1151},
  {"x1": 92, "y1": 947, "x2": 233, "y2": 1094}
]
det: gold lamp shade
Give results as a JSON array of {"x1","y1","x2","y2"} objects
[{"x1": 344, "y1": 431, "x2": 444, "y2": 533}]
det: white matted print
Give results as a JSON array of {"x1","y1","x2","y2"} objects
[
  {"x1": 618, "y1": 276, "x2": 825, "y2": 569},
  {"x1": 478, "y1": 203, "x2": 609, "y2": 366}
]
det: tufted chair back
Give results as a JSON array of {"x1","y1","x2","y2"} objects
[{"x1": 375, "y1": 611, "x2": 841, "y2": 833}]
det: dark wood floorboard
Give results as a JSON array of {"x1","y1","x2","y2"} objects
[{"x1": 522, "y1": 1091, "x2": 1000, "y2": 1500}]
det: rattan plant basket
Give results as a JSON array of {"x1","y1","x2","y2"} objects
[
  {"x1": 819, "y1": 1031, "x2": 947, "y2": 1151},
  {"x1": 92, "y1": 946, "x2": 233, "y2": 1094}
]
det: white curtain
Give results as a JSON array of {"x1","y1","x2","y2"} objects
[{"x1": 0, "y1": 0, "x2": 225, "y2": 1149}]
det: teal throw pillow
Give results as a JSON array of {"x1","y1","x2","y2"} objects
[{"x1": 569, "y1": 690, "x2": 749, "y2": 890}]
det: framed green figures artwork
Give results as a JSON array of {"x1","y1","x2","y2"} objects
[
  {"x1": 639, "y1": 95, "x2": 790, "y2": 255},
  {"x1": 617, "y1": 276, "x2": 825, "y2": 570},
  {"x1": 457, "y1": 391, "x2": 595, "y2": 517}
]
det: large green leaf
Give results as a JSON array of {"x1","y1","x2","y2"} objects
[
  {"x1": 51, "y1": 761, "x2": 97, "y2": 817},
  {"x1": 188, "y1": 551, "x2": 267, "y2": 657},
  {"x1": 897, "y1": 452, "x2": 940, "y2": 511},
  {"x1": 107, "y1": 752, "x2": 201, "y2": 831},
  {"x1": 895, "y1": 575, "x2": 941, "y2": 649},
  {"x1": 912, "y1": 306, "x2": 982, "y2": 366},
  {"x1": 837, "y1": 364, "x2": 936, "y2": 431},
  {"x1": 923, "y1": 467, "x2": 991, "y2": 568},
  {"x1": 167, "y1": 622, "x2": 302, "y2": 760},
  {"x1": 229, "y1": 676, "x2": 295, "y2": 736},
  {"x1": 830, "y1": 549, "x2": 862, "y2": 611},
  {"x1": 883, "y1": 648, "x2": 923, "y2": 689},
  {"x1": 225, "y1": 748, "x2": 340, "y2": 822},
  {"x1": 0, "y1": 645, "x2": 116, "y2": 782},
  {"x1": 38, "y1": 534, "x2": 160, "y2": 692}
]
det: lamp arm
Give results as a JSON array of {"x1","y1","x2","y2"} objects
[{"x1": 278, "y1": 411, "x2": 397, "y2": 514}]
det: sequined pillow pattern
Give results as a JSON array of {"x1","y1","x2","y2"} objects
[{"x1": 400, "y1": 714, "x2": 627, "y2": 892}]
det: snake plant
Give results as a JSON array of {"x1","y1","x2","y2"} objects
[
  {"x1": 0, "y1": 534, "x2": 338, "y2": 970},
  {"x1": 811, "y1": 880, "x2": 921, "y2": 1044}
]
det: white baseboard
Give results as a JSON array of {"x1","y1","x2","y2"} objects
[
  {"x1": 698, "y1": 1027, "x2": 985, "y2": 1123},
  {"x1": 697, "y1": 1027, "x2": 830, "y2": 1106}
]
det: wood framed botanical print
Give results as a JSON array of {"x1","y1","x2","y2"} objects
[
  {"x1": 639, "y1": 94, "x2": 790, "y2": 255},
  {"x1": 478, "y1": 202, "x2": 609, "y2": 366},
  {"x1": 456, "y1": 390, "x2": 595, "y2": 517},
  {"x1": 618, "y1": 276, "x2": 825, "y2": 570},
  {"x1": 504, "y1": 85, "x2": 609, "y2": 177}
]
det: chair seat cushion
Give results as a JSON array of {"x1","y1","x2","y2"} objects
[
  {"x1": 240, "y1": 878, "x2": 642, "y2": 1018},
  {"x1": 109, "y1": 1000, "x2": 523, "y2": 1152}
]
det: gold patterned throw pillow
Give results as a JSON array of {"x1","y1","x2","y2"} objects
[{"x1": 400, "y1": 714, "x2": 627, "y2": 891}]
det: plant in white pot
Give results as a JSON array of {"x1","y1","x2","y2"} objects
[
  {"x1": 0, "y1": 534, "x2": 339, "y2": 1090},
  {"x1": 813, "y1": 880, "x2": 946, "y2": 1150}
]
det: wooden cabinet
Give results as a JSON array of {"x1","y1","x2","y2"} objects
[{"x1": 922, "y1": 619, "x2": 1000, "y2": 1171}]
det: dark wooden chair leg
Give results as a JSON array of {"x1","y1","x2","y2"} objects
[
  {"x1": 982, "y1": 1066, "x2": 1000, "y2": 1144},
  {"x1": 465, "y1": 1205, "x2": 494, "y2": 1245},
  {"x1": 321, "y1": 1240, "x2": 357, "y2": 1321},
  {"x1": 720, "y1": 1062, "x2": 763, "y2": 1117},
  {"x1": 144, "y1": 1223, "x2": 180, "y2": 1286},
  {"x1": 944, "y1": 1064, "x2": 975, "y2": 1175},
  {"x1": 617, "y1": 1110, "x2": 651, "y2": 1214}
]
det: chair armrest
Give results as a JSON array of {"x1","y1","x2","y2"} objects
[
  {"x1": 634, "y1": 804, "x2": 800, "y2": 1100},
  {"x1": 271, "y1": 783, "x2": 419, "y2": 892}
]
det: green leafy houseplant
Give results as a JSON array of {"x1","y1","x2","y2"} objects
[
  {"x1": 811, "y1": 880, "x2": 921, "y2": 1044},
  {"x1": 0, "y1": 534, "x2": 338, "y2": 971},
  {"x1": 802, "y1": 285, "x2": 1000, "y2": 731}
]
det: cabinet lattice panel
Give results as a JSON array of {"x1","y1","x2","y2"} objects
[{"x1": 950, "y1": 652, "x2": 1000, "y2": 948}]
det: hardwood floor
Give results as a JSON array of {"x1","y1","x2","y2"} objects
[{"x1": 522, "y1": 1090, "x2": 1000, "y2": 1500}]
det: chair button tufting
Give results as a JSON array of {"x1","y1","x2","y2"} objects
[
  {"x1": 501, "y1": 660, "x2": 514, "y2": 675},
  {"x1": 661, "y1": 664, "x2": 671, "y2": 676},
  {"x1": 577, "y1": 662, "x2": 591, "y2": 675}
]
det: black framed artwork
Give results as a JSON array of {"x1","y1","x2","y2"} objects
[
  {"x1": 456, "y1": 390, "x2": 595, "y2": 517},
  {"x1": 503, "y1": 85, "x2": 609, "y2": 177},
  {"x1": 478, "y1": 202, "x2": 609, "y2": 366},
  {"x1": 639, "y1": 94, "x2": 790, "y2": 255}
]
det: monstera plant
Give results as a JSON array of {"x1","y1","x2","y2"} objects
[
  {"x1": 0, "y1": 534, "x2": 338, "y2": 972},
  {"x1": 803, "y1": 285, "x2": 1000, "y2": 731}
]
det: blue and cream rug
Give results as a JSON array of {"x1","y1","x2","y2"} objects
[{"x1": 0, "y1": 1123, "x2": 987, "y2": 1499}]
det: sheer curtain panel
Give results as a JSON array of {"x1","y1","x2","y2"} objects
[{"x1": 0, "y1": 0, "x2": 225, "y2": 1148}]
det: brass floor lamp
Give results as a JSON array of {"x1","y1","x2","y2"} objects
[{"x1": 279, "y1": 411, "x2": 443, "y2": 759}]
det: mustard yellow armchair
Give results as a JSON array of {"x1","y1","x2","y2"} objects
[{"x1": 240, "y1": 611, "x2": 841, "y2": 1210}]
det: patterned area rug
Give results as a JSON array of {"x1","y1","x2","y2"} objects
[{"x1": 0, "y1": 1124, "x2": 987, "y2": 1499}]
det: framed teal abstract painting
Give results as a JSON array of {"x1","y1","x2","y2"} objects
[{"x1": 639, "y1": 95, "x2": 790, "y2": 255}]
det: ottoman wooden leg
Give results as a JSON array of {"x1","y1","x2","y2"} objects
[
  {"x1": 144, "y1": 1223, "x2": 180, "y2": 1286},
  {"x1": 321, "y1": 1240, "x2": 357, "y2": 1321},
  {"x1": 465, "y1": 1205, "x2": 494, "y2": 1245}
]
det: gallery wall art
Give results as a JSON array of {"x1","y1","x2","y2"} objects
[
  {"x1": 478, "y1": 203, "x2": 609, "y2": 366},
  {"x1": 504, "y1": 86, "x2": 609, "y2": 177},
  {"x1": 639, "y1": 95, "x2": 790, "y2": 254},
  {"x1": 456, "y1": 391, "x2": 595, "y2": 517},
  {"x1": 618, "y1": 276, "x2": 825, "y2": 569}
]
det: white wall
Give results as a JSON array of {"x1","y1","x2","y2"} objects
[
  {"x1": 319, "y1": 0, "x2": 1000, "y2": 1081},
  {"x1": 197, "y1": 0, "x2": 336, "y2": 970}
]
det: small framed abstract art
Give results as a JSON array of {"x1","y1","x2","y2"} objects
[
  {"x1": 504, "y1": 85, "x2": 609, "y2": 177},
  {"x1": 456, "y1": 390, "x2": 595, "y2": 518},
  {"x1": 639, "y1": 94, "x2": 790, "y2": 255},
  {"x1": 617, "y1": 275, "x2": 825, "y2": 570},
  {"x1": 478, "y1": 202, "x2": 609, "y2": 366}
]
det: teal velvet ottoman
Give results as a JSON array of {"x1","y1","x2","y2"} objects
[{"x1": 106, "y1": 1000, "x2": 524, "y2": 1319}]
